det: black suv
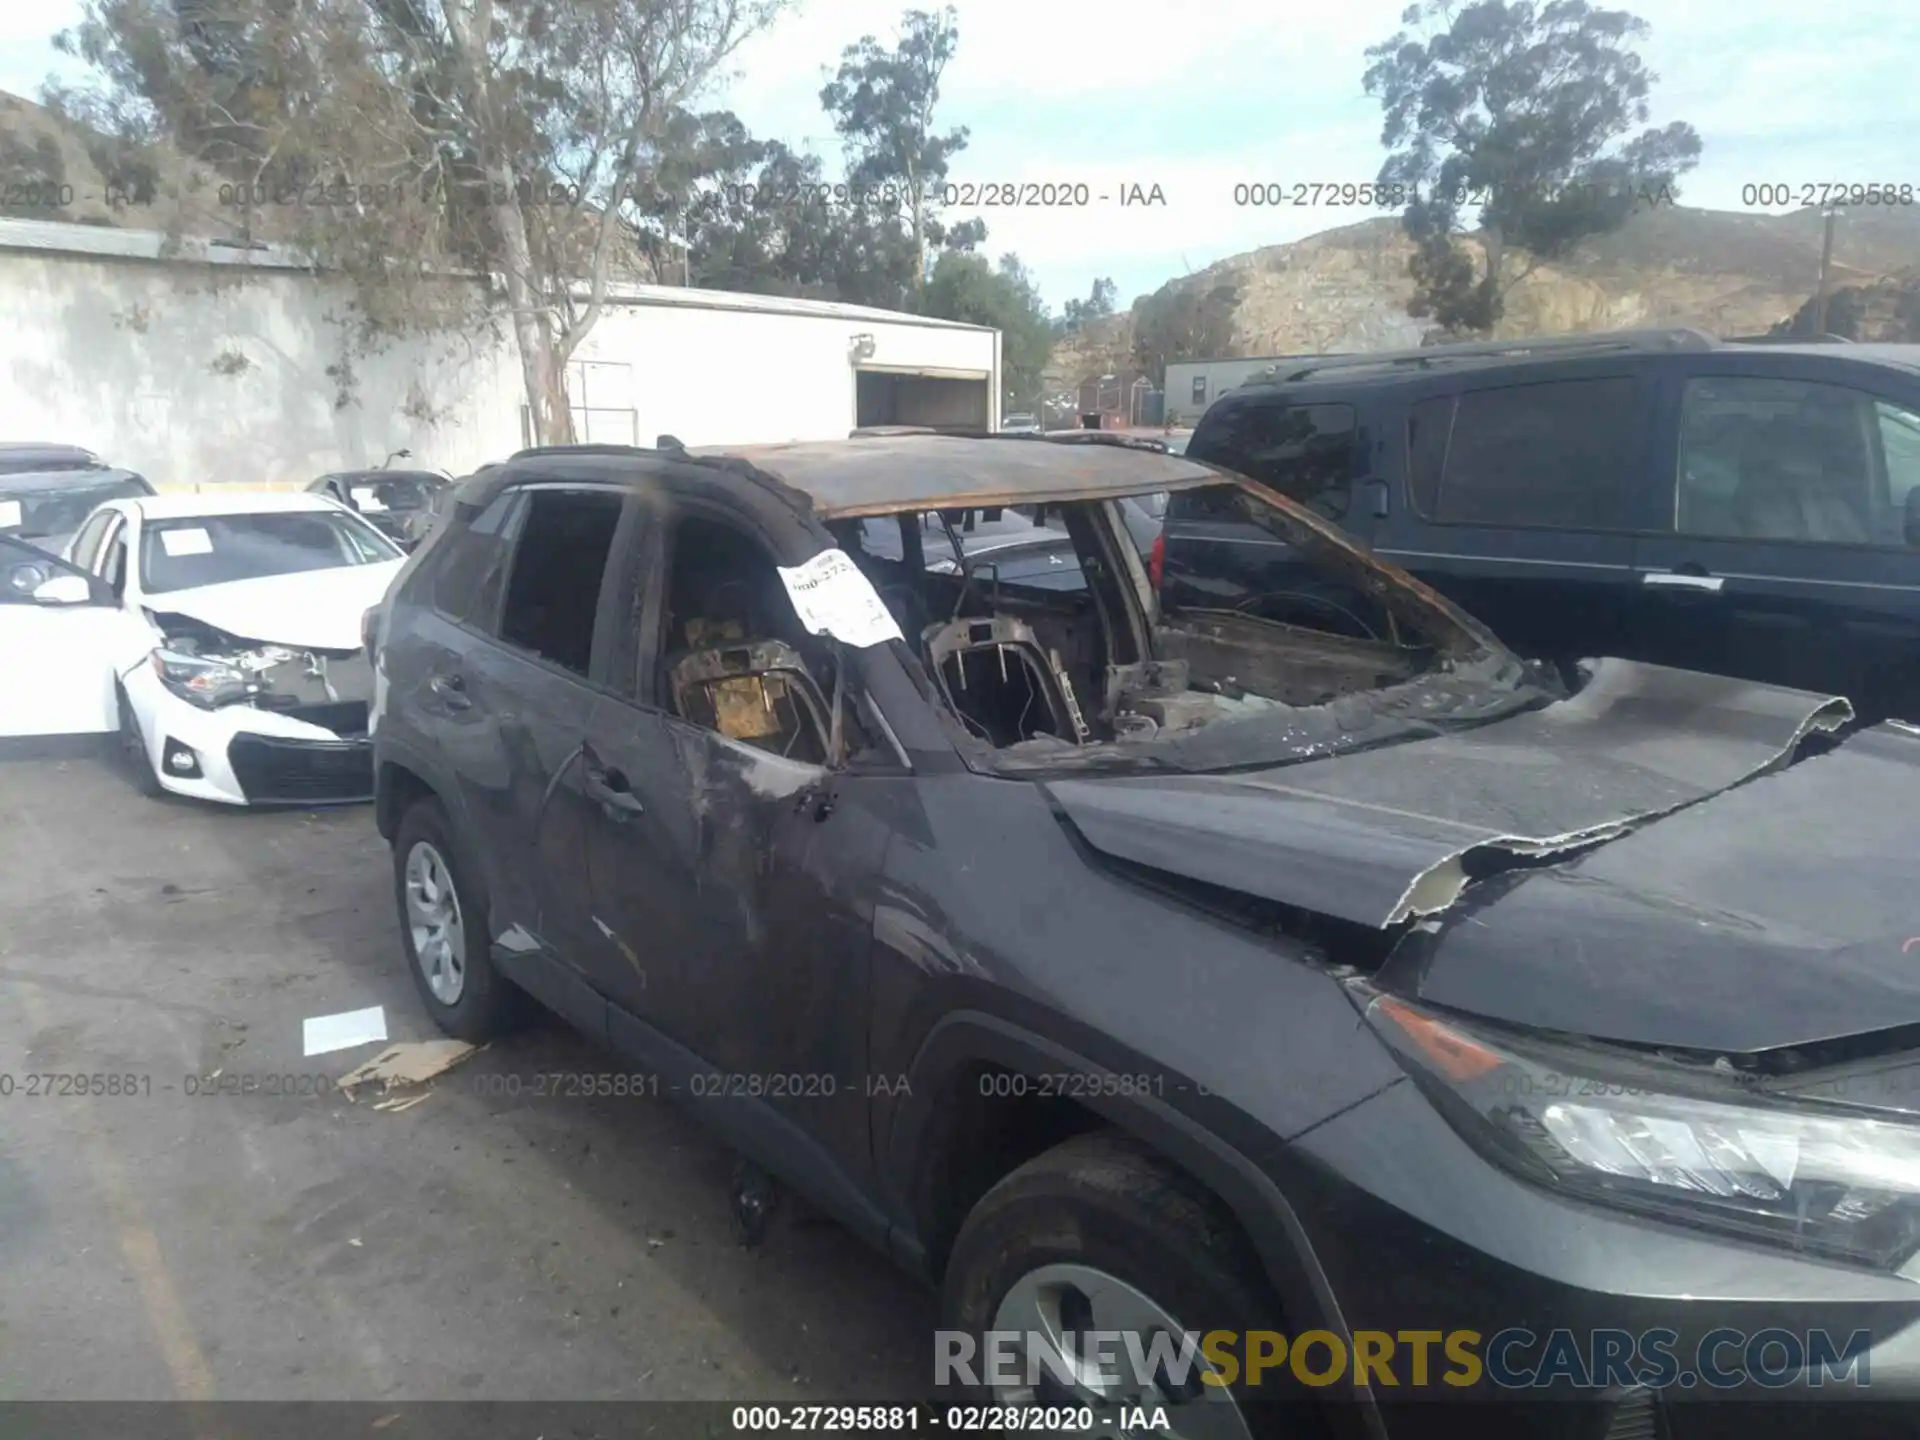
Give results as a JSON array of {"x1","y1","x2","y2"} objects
[
  {"x1": 1183, "y1": 330, "x2": 1920, "y2": 723},
  {"x1": 369, "y1": 435, "x2": 1920, "y2": 1439}
]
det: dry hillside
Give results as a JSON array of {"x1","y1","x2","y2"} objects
[
  {"x1": 1053, "y1": 203, "x2": 1920, "y2": 390},
  {"x1": 0, "y1": 89, "x2": 304, "y2": 240}
]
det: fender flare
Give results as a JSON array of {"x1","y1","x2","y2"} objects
[
  {"x1": 886, "y1": 1009, "x2": 1387, "y2": 1440},
  {"x1": 375, "y1": 738, "x2": 472, "y2": 849}
]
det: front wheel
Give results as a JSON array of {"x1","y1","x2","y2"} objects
[
  {"x1": 941, "y1": 1133, "x2": 1325, "y2": 1439},
  {"x1": 115, "y1": 682, "x2": 163, "y2": 797},
  {"x1": 391, "y1": 796, "x2": 526, "y2": 1041}
]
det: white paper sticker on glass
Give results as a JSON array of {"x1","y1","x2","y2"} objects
[
  {"x1": 775, "y1": 548, "x2": 905, "y2": 648},
  {"x1": 159, "y1": 526, "x2": 214, "y2": 556},
  {"x1": 350, "y1": 486, "x2": 389, "y2": 512},
  {"x1": 0, "y1": 499, "x2": 21, "y2": 528}
]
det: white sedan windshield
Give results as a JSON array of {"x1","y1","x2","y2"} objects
[{"x1": 141, "y1": 511, "x2": 400, "y2": 594}]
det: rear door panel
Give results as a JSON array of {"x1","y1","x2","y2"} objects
[{"x1": 1369, "y1": 371, "x2": 1656, "y2": 665}]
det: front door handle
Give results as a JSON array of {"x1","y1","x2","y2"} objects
[
  {"x1": 1641, "y1": 571, "x2": 1724, "y2": 593},
  {"x1": 584, "y1": 762, "x2": 645, "y2": 819},
  {"x1": 428, "y1": 672, "x2": 472, "y2": 709}
]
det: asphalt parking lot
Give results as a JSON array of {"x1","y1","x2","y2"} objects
[{"x1": 0, "y1": 751, "x2": 932, "y2": 1407}]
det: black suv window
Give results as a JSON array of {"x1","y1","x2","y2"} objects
[
  {"x1": 1410, "y1": 377, "x2": 1638, "y2": 529},
  {"x1": 1200, "y1": 402, "x2": 1358, "y2": 519},
  {"x1": 1673, "y1": 377, "x2": 1920, "y2": 546},
  {"x1": 497, "y1": 489, "x2": 625, "y2": 677},
  {"x1": 431, "y1": 490, "x2": 522, "y2": 627}
]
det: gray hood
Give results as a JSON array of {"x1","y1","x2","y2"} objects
[
  {"x1": 1043, "y1": 659, "x2": 1851, "y2": 931},
  {"x1": 1383, "y1": 719, "x2": 1920, "y2": 1053}
]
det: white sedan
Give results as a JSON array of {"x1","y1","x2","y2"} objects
[{"x1": 0, "y1": 491, "x2": 406, "y2": 804}]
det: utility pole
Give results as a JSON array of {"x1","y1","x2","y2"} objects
[{"x1": 1812, "y1": 204, "x2": 1840, "y2": 337}]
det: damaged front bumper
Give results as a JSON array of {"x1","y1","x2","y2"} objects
[{"x1": 124, "y1": 649, "x2": 376, "y2": 806}]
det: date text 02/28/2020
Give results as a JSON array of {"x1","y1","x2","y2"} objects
[{"x1": 729, "y1": 1405, "x2": 1117, "y2": 1433}]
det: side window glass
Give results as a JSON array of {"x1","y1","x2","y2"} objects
[
  {"x1": 1406, "y1": 396, "x2": 1455, "y2": 517},
  {"x1": 1199, "y1": 403, "x2": 1358, "y2": 520},
  {"x1": 1435, "y1": 378, "x2": 1637, "y2": 529},
  {"x1": 69, "y1": 511, "x2": 114, "y2": 572},
  {"x1": 431, "y1": 491, "x2": 523, "y2": 629},
  {"x1": 1879, "y1": 401, "x2": 1920, "y2": 524},
  {"x1": 1676, "y1": 377, "x2": 1881, "y2": 545},
  {"x1": 497, "y1": 489, "x2": 624, "y2": 676},
  {"x1": 102, "y1": 529, "x2": 129, "y2": 597}
]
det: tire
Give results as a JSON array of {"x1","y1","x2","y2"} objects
[
  {"x1": 941, "y1": 1133, "x2": 1326, "y2": 1439},
  {"x1": 115, "y1": 682, "x2": 163, "y2": 798},
  {"x1": 392, "y1": 795, "x2": 527, "y2": 1041}
]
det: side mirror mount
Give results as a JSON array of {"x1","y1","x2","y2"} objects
[
  {"x1": 33, "y1": 572, "x2": 94, "y2": 606},
  {"x1": 1904, "y1": 487, "x2": 1920, "y2": 547}
]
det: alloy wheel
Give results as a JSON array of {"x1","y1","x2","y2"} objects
[
  {"x1": 989, "y1": 1261, "x2": 1254, "y2": 1439},
  {"x1": 404, "y1": 840, "x2": 467, "y2": 1005}
]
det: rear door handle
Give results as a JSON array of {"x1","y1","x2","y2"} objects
[
  {"x1": 584, "y1": 761, "x2": 645, "y2": 818},
  {"x1": 1641, "y1": 571, "x2": 1724, "y2": 593},
  {"x1": 1361, "y1": 478, "x2": 1391, "y2": 520},
  {"x1": 428, "y1": 672, "x2": 472, "y2": 709}
]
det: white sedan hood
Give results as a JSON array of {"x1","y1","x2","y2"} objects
[{"x1": 145, "y1": 561, "x2": 404, "y2": 651}]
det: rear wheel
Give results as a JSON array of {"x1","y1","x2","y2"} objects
[
  {"x1": 941, "y1": 1133, "x2": 1324, "y2": 1439},
  {"x1": 392, "y1": 796, "x2": 526, "y2": 1040}
]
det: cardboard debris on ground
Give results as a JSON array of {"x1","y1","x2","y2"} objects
[
  {"x1": 337, "y1": 1039, "x2": 481, "y2": 1100},
  {"x1": 373, "y1": 1091, "x2": 434, "y2": 1114}
]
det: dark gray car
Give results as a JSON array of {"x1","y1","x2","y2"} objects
[
  {"x1": 367, "y1": 433, "x2": 1920, "y2": 1439},
  {"x1": 0, "y1": 465, "x2": 156, "y2": 560},
  {"x1": 307, "y1": 469, "x2": 451, "y2": 549}
]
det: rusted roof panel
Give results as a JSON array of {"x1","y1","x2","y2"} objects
[{"x1": 689, "y1": 433, "x2": 1222, "y2": 518}]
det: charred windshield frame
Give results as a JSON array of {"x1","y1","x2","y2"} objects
[{"x1": 840, "y1": 474, "x2": 1548, "y2": 778}]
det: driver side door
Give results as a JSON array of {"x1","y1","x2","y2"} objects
[
  {"x1": 0, "y1": 534, "x2": 148, "y2": 740},
  {"x1": 580, "y1": 497, "x2": 901, "y2": 1208}
]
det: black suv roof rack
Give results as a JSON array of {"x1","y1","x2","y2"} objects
[{"x1": 1276, "y1": 327, "x2": 1720, "y2": 382}]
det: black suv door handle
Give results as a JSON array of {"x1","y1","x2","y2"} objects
[
  {"x1": 428, "y1": 672, "x2": 472, "y2": 709},
  {"x1": 584, "y1": 761, "x2": 645, "y2": 818},
  {"x1": 1641, "y1": 570, "x2": 1724, "y2": 594}
]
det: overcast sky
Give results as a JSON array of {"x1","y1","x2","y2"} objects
[{"x1": 3, "y1": 0, "x2": 1913, "y2": 313}]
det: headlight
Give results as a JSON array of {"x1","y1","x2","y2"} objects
[
  {"x1": 1363, "y1": 991, "x2": 1920, "y2": 1270},
  {"x1": 150, "y1": 648, "x2": 262, "y2": 709}
]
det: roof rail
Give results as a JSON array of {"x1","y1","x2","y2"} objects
[
  {"x1": 1724, "y1": 332, "x2": 1854, "y2": 345},
  {"x1": 507, "y1": 442, "x2": 664, "y2": 461},
  {"x1": 1278, "y1": 328, "x2": 1720, "y2": 382}
]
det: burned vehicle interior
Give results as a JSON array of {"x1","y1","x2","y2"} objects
[
  {"x1": 836, "y1": 487, "x2": 1463, "y2": 756},
  {"x1": 661, "y1": 515, "x2": 841, "y2": 766},
  {"x1": 655, "y1": 458, "x2": 1500, "y2": 771}
]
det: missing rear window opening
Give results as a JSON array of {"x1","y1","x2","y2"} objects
[{"x1": 498, "y1": 489, "x2": 624, "y2": 676}]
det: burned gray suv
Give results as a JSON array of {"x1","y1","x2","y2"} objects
[{"x1": 367, "y1": 434, "x2": 1920, "y2": 1440}]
